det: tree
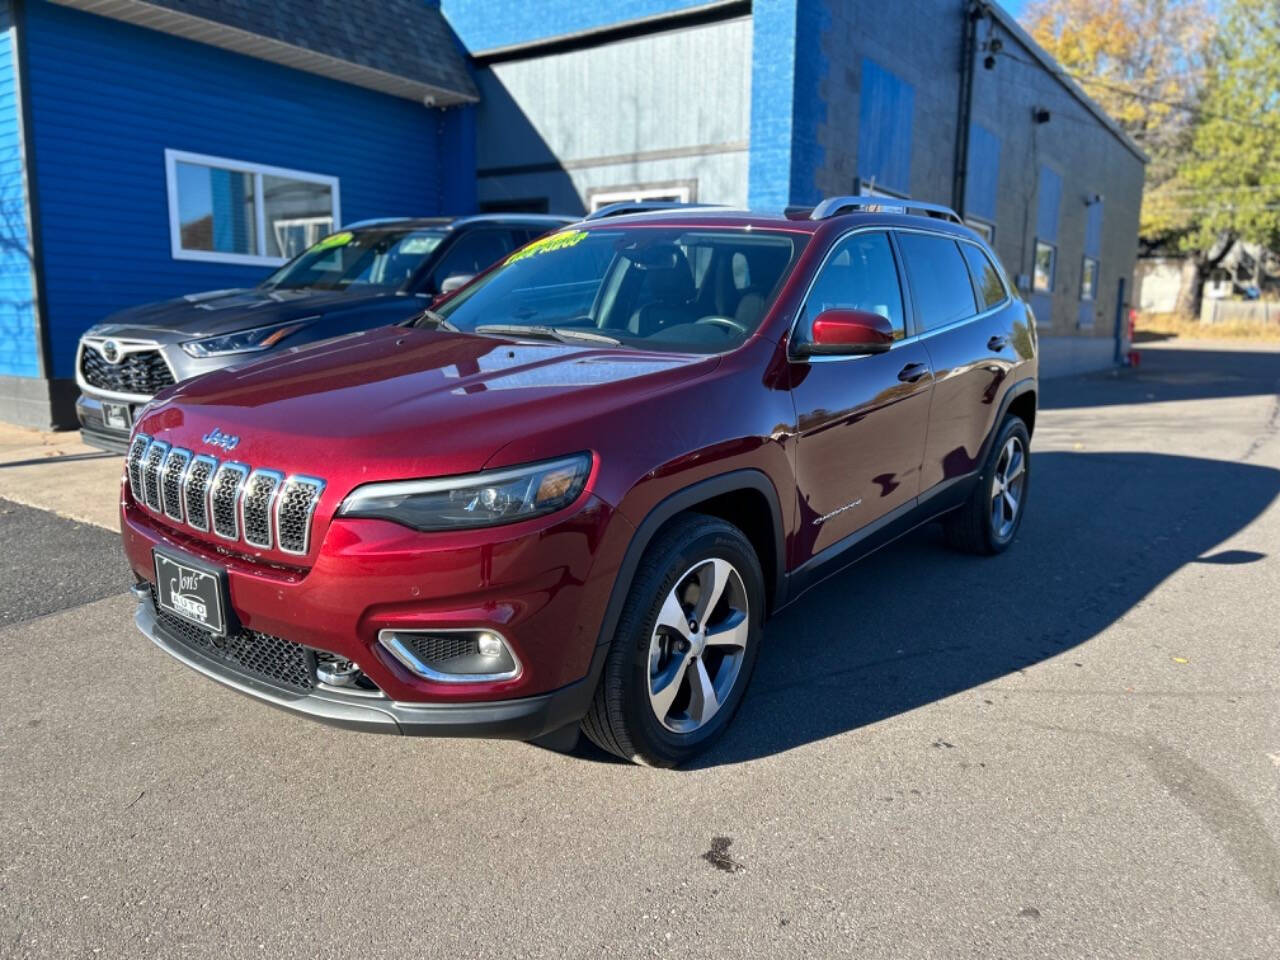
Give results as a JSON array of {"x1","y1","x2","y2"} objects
[
  {"x1": 1157, "y1": 0, "x2": 1280, "y2": 314},
  {"x1": 1024, "y1": 0, "x2": 1212, "y2": 216}
]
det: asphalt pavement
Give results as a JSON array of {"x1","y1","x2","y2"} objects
[{"x1": 1, "y1": 340, "x2": 1277, "y2": 959}]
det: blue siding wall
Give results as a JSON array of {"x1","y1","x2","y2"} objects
[
  {"x1": 441, "y1": 0, "x2": 710, "y2": 52},
  {"x1": 1031, "y1": 164, "x2": 1062, "y2": 325},
  {"x1": 0, "y1": 3, "x2": 36, "y2": 378},
  {"x1": 1078, "y1": 199, "x2": 1103, "y2": 328},
  {"x1": 964, "y1": 122, "x2": 1000, "y2": 222},
  {"x1": 1036, "y1": 164, "x2": 1062, "y2": 243},
  {"x1": 856, "y1": 58, "x2": 914, "y2": 196},
  {"x1": 24, "y1": 0, "x2": 467, "y2": 380},
  {"x1": 747, "y1": 0, "x2": 827, "y2": 208}
]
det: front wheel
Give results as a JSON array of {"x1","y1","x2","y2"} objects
[
  {"x1": 943, "y1": 414, "x2": 1030, "y2": 555},
  {"x1": 581, "y1": 514, "x2": 765, "y2": 766}
]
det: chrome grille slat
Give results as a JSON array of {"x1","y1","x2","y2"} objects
[
  {"x1": 126, "y1": 440, "x2": 324, "y2": 557},
  {"x1": 141, "y1": 441, "x2": 169, "y2": 511},
  {"x1": 275, "y1": 475, "x2": 325, "y2": 556},
  {"x1": 161, "y1": 448, "x2": 191, "y2": 522},
  {"x1": 241, "y1": 469, "x2": 283, "y2": 549},
  {"x1": 183, "y1": 455, "x2": 217, "y2": 532},
  {"x1": 210, "y1": 462, "x2": 249, "y2": 541},
  {"x1": 126, "y1": 434, "x2": 150, "y2": 502}
]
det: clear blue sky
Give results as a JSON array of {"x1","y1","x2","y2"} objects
[{"x1": 999, "y1": 0, "x2": 1027, "y2": 17}]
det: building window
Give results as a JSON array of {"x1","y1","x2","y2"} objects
[
  {"x1": 165, "y1": 149, "x2": 340, "y2": 266},
  {"x1": 1080, "y1": 256, "x2": 1099, "y2": 301},
  {"x1": 587, "y1": 183, "x2": 693, "y2": 212},
  {"x1": 1033, "y1": 239, "x2": 1056, "y2": 293},
  {"x1": 964, "y1": 217, "x2": 995, "y2": 244}
]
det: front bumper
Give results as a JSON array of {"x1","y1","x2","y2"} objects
[
  {"x1": 136, "y1": 585, "x2": 607, "y2": 738},
  {"x1": 76, "y1": 394, "x2": 134, "y2": 454}
]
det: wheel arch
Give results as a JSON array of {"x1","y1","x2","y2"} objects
[{"x1": 594, "y1": 471, "x2": 788, "y2": 651}]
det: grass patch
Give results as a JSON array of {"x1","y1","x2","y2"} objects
[{"x1": 1135, "y1": 311, "x2": 1280, "y2": 342}]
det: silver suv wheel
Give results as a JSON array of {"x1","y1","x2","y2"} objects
[{"x1": 646, "y1": 558, "x2": 749, "y2": 734}]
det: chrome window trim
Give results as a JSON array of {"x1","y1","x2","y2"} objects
[
  {"x1": 240, "y1": 468, "x2": 284, "y2": 550},
  {"x1": 183, "y1": 454, "x2": 219, "y2": 533},
  {"x1": 786, "y1": 225, "x2": 1014, "y2": 364},
  {"x1": 160, "y1": 447, "x2": 192, "y2": 523},
  {"x1": 141, "y1": 440, "x2": 170, "y2": 511},
  {"x1": 126, "y1": 434, "x2": 151, "y2": 502},
  {"x1": 209, "y1": 462, "x2": 250, "y2": 541},
  {"x1": 75, "y1": 337, "x2": 180, "y2": 405},
  {"x1": 275, "y1": 475, "x2": 326, "y2": 556},
  {"x1": 377, "y1": 628, "x2": 523, "y2": 685}
]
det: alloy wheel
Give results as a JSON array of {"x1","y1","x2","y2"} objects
[
  {"x1": 990, "y1": 435, "x2": 1027, "y2": 540},
  {"x1": 646, "y1": 558, "x2": 750, "y2": 734}
]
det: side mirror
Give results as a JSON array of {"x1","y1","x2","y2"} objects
[
  {"x1": 793, "y1": 309, "x2": 895, "y2": 358},
  {"x1": 439, "y1": 273, "x2": 475, "y2": 295}
]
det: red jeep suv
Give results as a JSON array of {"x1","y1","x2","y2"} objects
[{"x1": 122, "y1": 198, "x2": 1037, "y2": 766}]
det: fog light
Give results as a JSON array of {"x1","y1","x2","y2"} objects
[{"x1": 378, "y1": 628, "x2": 521, "y2": 683}]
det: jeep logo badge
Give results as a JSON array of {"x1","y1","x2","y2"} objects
[
  {"x1": 202, "y1": 427, "x2": 240, "y2": 452},
  {"x1": 102, "y1": 340, "x2": 122, "y2": 364}
]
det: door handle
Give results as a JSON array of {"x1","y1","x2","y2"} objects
[
  {"x1": 988, "y1": 335, "x2": 1009, "y2": 352},
  {"x1": 897, "y1": 362, "x2": 930, "y2": 384}
]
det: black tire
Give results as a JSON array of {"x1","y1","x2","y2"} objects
[
  {"x1": 581, "y1": 513, "x2": 765, "y2": 767},
  {"x1": 943, "y1": 414, "x2": 1031, "y2": 555}
]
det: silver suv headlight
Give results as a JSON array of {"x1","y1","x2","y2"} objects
[
  {"x1": 338, "y1": 454, "x2": 593, "y2": 532},
  {"x1": 180, "y1": 318, "x2": 317, "y2": 358}
]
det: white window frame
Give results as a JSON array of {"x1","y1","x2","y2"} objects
[
  {"x1": 1033, "y1": 239, "x2": 1056, "y2": 294},
  {"x1": 964, "y1": 216, "x2": 995, "y2": 244},
  {"x1": 1080, "y1": 255, "x2": 1099, "y2": 301},
  {"x1": 587, "y1": 184, "x2": 693, "y2": 212},
  {"x1": 164, "y1": 148, "x2": 341, "y2": 267}
]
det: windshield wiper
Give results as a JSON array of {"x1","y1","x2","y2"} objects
[
  {"x1": 472, "y1": 324, "x2": 622, "y2": 346},
  {"x1": 411, "y1": 308, "x2": 459, "y2": 332}
]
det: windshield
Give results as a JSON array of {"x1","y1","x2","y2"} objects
[
  {"x1": 263, "y1": 228, "x2": 446, "y2": 291},
  {"x1": 425, "y1": 227, "x2": 803, "y2": 354}
]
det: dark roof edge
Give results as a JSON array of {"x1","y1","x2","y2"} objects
[
  {"x1": 465, "y1": 0, "x2": 751, "y2": 65},
  {"x1": 48, "y1": 0, "x2": 478, "y2": 105}
]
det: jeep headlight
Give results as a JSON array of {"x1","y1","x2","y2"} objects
[
  {"x1": 338, "y1": 454, "x2": 593, "y2": 531},
  {"x1": 180, "y1": 318, "x2": 317, "y2": 358}
]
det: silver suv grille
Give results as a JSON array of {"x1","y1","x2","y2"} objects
[{"x1": 126, "y1": 434, "x2": 326, "y2": 557}]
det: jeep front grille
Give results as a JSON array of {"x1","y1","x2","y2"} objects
[{"x1": 127, "y1": 434, "x2": 326, "y2": 557}]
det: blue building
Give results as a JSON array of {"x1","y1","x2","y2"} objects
[{"x1": 0, "y1": 0, "x2": 1144, "y2": 428}]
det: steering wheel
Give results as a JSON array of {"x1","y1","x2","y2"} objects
[{"x1": 694, "y1": 316, "x2": 748, "y2": 335}]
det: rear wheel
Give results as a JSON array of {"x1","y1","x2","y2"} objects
[
  {"x1": 944, "y1": 414, "x2": 1030, "y2": 555},
  {"x1": 581, "y1": 514, "x2": 764, "y2": 766}
]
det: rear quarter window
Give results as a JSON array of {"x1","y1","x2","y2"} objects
[
  {"x1": 960, "y1": 243, "x2": 1008, "y2": 311},
  {"x1": 896, "y1": 233, "x2": 978, "y2": 331}
]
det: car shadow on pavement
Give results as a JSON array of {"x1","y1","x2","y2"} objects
[
  {"x1": 1041, "y1": 346, "x2": 1280, "y2": 409},
  {"x1": 675, "y1": 450, "x2": 1280, "y2": 768}
]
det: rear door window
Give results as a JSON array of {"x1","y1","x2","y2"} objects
[
  {"x1": 896, "y1": 233, "x2": 978, "y2": 331},
  {"x1": 960, "y1": 243, "x2": 1007, "y2": 311}
]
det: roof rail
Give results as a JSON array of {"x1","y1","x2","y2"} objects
[
  {"x1": 341, "y1": 216, "x2": 416, "y2": 229},
  {"x1": 582, "y1": 201, "x2": 719, "y2": 221},
  {"x1": 809, "y1": 196, "x2": 963, "y2": 225}
]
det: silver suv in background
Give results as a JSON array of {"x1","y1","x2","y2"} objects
[{"x1": 75, "y1": 214, "x2": 570, "y2": 452}]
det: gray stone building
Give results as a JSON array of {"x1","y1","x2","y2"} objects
[{"x1": 444, "y1": 0, "x2": 1147, "y2": 377}]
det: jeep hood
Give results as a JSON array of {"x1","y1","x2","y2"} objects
[
  {"x1": 92, "y1": 286, "x2": 409, "y2": 340},
  {"x1": 138, "y1": 326, "x2": 718, "y2": 480}
]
